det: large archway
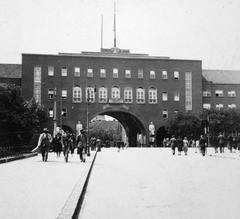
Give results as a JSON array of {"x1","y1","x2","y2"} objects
[
  {"x1": 156, "y1": 126, "x2": 169, "y2": 147},
  {"x1": 97, "y1": 108, "x2": 146, "y2": 147}
]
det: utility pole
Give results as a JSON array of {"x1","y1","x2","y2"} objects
[{"x1": 53, "y1": 87, "x2": 58, "y2": 137}]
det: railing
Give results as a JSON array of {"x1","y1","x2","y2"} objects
[{"x1": 0, "y1": 144, "x2": 36, "y2": 159}]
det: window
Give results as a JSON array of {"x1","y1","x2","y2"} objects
[
  {"x1": 138, "y1": 69, "x2": 143, "y2": 79},
  {"x1": 111, "y1": 86, "x2": 120, "y2": 99},
  {"x1": 34, "y1": 66, "x2": 41, "y2": 103},
  {"x1": 174, "y1": 91, "x2": 180, "y2": 101},
  {"x1": 124, "y1": 87, "x2": 132, "y2": 103},
  {"x1": 100, "y1": 69, "x2": 106, "y2": 78},
  {"x1": 137, "y1": 87, "x2": 145, "y2": 103},
  {"x1": 203, "y1": 90, "x2": 211, "y2": 97},
  {"x1": 163, "y1": 109, "x2": 168, "y2": 118},
  {"x1": 99, "y1": 86, "x2": 107, "y2": 103},
  {"x1": 48, "y1": 66, "x2": 54, "y2": 76},
  {"x1": 215, "y1": 90, "x2": 223, "y2": 97},
  {"x1": 185, "y1": 72, "x2": 192, "y2": 111},
  {"x1": 48, "y1": 89, "x2": 54, "y2": 99},
  {"x1": 62, "y1": 108, "x2": 67, "y2": 117},
  {"x1": 149, "y1": 87, "x2": 157, "y2": 104},
  {"x1": 74, "y1": 67, "x2": 80, "y2": 77},
  {"x1": 162, "y1": 92, "x2": 168, "y2": 101},
  {"x1": 228, "y1": 90, "x2": 236, "y2": 97},
  {"x1": 48, "y1": 108, "x2": 53, "y2": 117},
  {"x1": 174, "y1": 109, "x2": 179, "y2": 114},
  {"x1": 87, "y1": 69, "x2": 93, "y2": 77},
  {"x1": 228, "y1": 104, "x2": 236, "y2": 109},
  {"x1": 162, "y1": 71, "x2": 167, "y2": 79},
  {"x1": 73, "y1": 85, "x2": 82, "y2": 102},
  {"x1": 150, "y1": 71, "x2": 155, "y2": 79},
  {"x1": 216, "y1": 103, "x2": 223, "y2": 110},
  {"x1": 113, "y1": 68, "x2": 118, "y2": 78},
  {"x1": 62, "y1": 89, "x2": 67, "y2": 99},
  {"x1": 61, "y1": 67, "x2": 67, "y2": 76},
  {"x1": 86, "y1": 86, "x2": 95, "y2": 103},
  {"x1": 125, "y1": 70, "x2": 131, "y2": 78},
  {"x1": 174, "y1": 71, "x2": 179, "y2": 80},
  {"x1": 203, "y1": 103, "x2": 211, "y2": 110}
]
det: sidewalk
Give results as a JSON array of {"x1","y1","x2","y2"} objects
[{"x1": 0, "y1": 150, "x2": 97, "y2": 219}]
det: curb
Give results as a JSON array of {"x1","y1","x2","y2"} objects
[
  {"x1": 207, "y1": 153, "x2": 240, "y2": 160},
  {"x1": 0, "y1": 152, "x2": 38, "y2": 164},
  {"x1": 57, "y1": 150, "x2": 98, "y2": 219}
]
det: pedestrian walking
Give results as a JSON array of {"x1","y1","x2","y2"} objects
[
  {"x1": 169, "y1": 135, "x2": 177, "y2": 155},
  {"x1": 183, "y1": 137, "x2": 189, "y2": 155},
  {"x1": 62, "y1": 132, "x2": 73, "y2": 162},
  {"x1": 125, "y1": 140, "x2": 129, "y2": 150},
  {"x1": 116, "y1": 138, "x2": 121, "y2": 152},
  {"x1": 232, "y1": 137, "x2": 237, "y2": 153},
  {"x1": 199, "y1": 135, "x2": 207, "y2": 156},
  {"x1": 36, "y1": 128, "x2": 53, "y2": 162},
  {"x1": 70, "y1": 133, "x2": 76, "y2": 156},
  {"x1": 195, "y1": 139, "x2": 199, "y2": 153},
  {"x1": 176, "y1": 136, "x2": 183, "y2": 156},
  {"x1": 52, "y1": 133, "x2": 62, "y2": 157},
  {"x1": 217, "y1": 132, "x2": 225, "y2": 153},
  {"x1": 237, "y1": 136, "x2": 240, "y2": 156},
  {"x1": 76, "y1": 130, "x2": 87, "y2": 162},
  {"x1": 227, "y1": 134, "x2": 233, "y2": 153},
  {"x1": 96, "y1": 137, "x2": 102, "y2": 152}
]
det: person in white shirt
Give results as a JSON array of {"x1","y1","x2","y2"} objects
[{"x1": 37, "y1": 128, "x2": 53, "y2": 162}]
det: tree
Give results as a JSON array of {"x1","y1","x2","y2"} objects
[
  {"x1": 200, "y1": 108, "x2": 240, "y2": 136},
  {"x1": 0, "y1": 83, "x2": 48, "y2": 144},
  {"x1": 167, "y1": 111, "x2": 202, "y2": 138}
]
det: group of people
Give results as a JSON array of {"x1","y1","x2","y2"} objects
[
  {"x1": 169, "y1": 135, "x2": 208, "y2": 156},
  {"x1": 214, "y1": 132, "x2": 240, "y2": 154},
  {"x1": 35, "y1": 128, "x2": 103, "y2": 162},
  {"x1": 116, "y1": 139, "x2": 129, "y2": 152}
]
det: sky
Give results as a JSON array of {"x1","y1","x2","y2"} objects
[{"x1": 0, "y1": 0, "x2": 240, "y2": 70}]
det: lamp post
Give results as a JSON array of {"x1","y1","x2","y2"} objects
[
  {"x1": 86, "y1": 87, "x2": 91, "y2": 156},
  {"x1": 86, "y1": 86, "x2": 97, "y2": 156},
  {"x1": 53, "y1": 87, "x2": 58, "y2": 137}
]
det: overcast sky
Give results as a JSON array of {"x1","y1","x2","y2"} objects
[{"x1": 0, "y1": 0, "x2": 239, "y2": 70}]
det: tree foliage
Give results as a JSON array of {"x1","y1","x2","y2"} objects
[
  {"x1": 167, "y1": 109, "x2": 240, "y2": 140},
  {"x1": 200, "y1": 108, "x2": 240, "y2": 135},
  {"x1": 90, "y1": 126, "x2": 122, "y2": 143},
  {"x1": 0, "y1": 83, "x2": 48, "y2": 143},
  {"x1": 167, "y1": 111, "x2": 202, "y2": 138}
]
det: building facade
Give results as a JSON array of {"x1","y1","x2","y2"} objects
[
  {"x1": 202, "y1": 70, "x2": 240, "y2": 110},
  {"x1": 0, "y1": 64, "x2": 21, "y2": 86},
  {"x1": 21, "y1": 48, "x2": 203, "y2": 146}
]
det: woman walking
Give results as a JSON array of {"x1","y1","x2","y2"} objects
[
  {"x1": 170, "y1": 135, "x2": 177, "y2": 155},
  {"x1": 183, "y1": 137, "x2": 189, "y2": 156},
  {"x1": 53, "y1": 133, "x2": 62, "y2": 157},
  {"x1": 176, "y1": 136, "x2": 183, "y2": 156}
]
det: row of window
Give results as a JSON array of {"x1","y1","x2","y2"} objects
[
  {"x1": 203, "y1": 90, "x2": 236, "y2": 97},
  {"x1": 203, "y1": 103, "x2": 237, "y2": 110},
  {"x1": 47, "y1": 66, "x2": 181, "y2": 80},
  {"x1": 48, "y1": 107, "x2": 178, "y2": 119},
  {"x1": 48, "y1": 86, "x2": 181, "y2": 104}
]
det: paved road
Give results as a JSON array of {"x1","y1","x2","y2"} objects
[
  {"x1": 79, "y1": 148, "x2": 240, "y2": 219},
  {"x1": 0, "y1": 151, "x2": 96, "y2": 219}
]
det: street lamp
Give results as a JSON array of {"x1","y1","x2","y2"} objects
[
  {"x1": 86, "y1": 85, "x2": 97, "y2": 156},
  {"x1": 53, "y1": 87, "x2": 58, "y2": 137}
]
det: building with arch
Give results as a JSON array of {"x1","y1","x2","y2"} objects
[{"x1": 21, "y1": 48, "x2": 203, "y2": 146}]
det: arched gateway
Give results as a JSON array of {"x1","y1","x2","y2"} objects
[{"x1": 97, "y1": 107, "x2": 146, "y2": 147}]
